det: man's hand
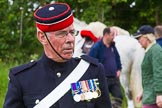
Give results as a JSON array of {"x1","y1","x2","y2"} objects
[
  {"x1": 116, "y1": 70, "x2": 121, "y2": 78},
  {"x1": 136, "y1": 91, "x2": 143, "y2": 103},
  {"x1": 156, "y1": 95, "x2": 162, "y2": 108}
]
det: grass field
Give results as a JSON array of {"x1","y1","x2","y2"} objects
[
  {"x1": 0, "y1": 62, "x2": 10, "y2": 107},
  {"x1": 0, "y1": 61, "x2": 20, "y2": 107}
]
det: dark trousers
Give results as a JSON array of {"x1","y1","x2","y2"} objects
[{"x1": 106, "y1": 77, "x2": 123, "y2": 106}]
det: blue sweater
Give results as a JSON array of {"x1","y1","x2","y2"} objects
[
  {"x1": 88, "y1": 39, "x2": 122, "y2": 77},
  {"x1": 156, "y1": 38, "x2": 162, "y2": 47}
]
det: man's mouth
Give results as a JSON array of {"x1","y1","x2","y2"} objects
[{"x1": 63, "y1": 48, "x2": 74, "y2": 54}]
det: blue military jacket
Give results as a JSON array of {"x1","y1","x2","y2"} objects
[{"x1": 3, "y1": 54, "x2": 111, "y2": 108}]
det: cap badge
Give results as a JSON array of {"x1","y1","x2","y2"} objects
[{"x1": 49, "y1": 7, "x2": 55, "y2": 11}]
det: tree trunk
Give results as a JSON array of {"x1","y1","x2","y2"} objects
[{"x1": 155, "y1": 7, "x2": 160, "y2": 25}]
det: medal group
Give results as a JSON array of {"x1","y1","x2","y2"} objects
[{"x1": 71, "y1": 79, "x2": 101, "y2": 102}]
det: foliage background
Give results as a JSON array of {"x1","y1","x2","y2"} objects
[
  {"x1": 0, "y1": 0, "x2": 162, "y2": 63},
  {"x1": 0, "y1": 0, "x2": 162, "y2": 107}
]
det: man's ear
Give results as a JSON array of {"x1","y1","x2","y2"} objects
[
  {"x1": 155, "y1": 33, "x2": 159, "y2": 39},
  {"x1": 37, "y1": 31, "x2": 47, "y2": 45}
]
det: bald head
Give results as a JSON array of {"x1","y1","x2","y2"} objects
[{"x1": 154, "y1": 25, "x2": 162, "y2": 39}]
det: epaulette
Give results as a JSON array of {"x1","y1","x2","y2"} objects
[
  {"x1": 80, "y1": 55, "x2": 99, "y2": 65},
  {"x1": 11, "y1": 60, "x2": 37, "y2": 75}
]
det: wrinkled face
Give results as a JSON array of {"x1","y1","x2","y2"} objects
[
  {"x1": 138, "y1": 36, "x2": 148, "y2": 49},
  {"x1": 44, "y1": 24, "x2": 76, "y2": 61}
]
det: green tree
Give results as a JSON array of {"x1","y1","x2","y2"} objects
[
  {"x1": 0, "y1": 0, "x2": 43, "y2": 63},
  {"x1": 127, "y1": 0, "x2": 162, "y2": 32}
]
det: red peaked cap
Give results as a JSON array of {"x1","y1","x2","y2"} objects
[
  {"x1": 80, "y1": 30, "x2": 98, "y2": 42},
  {"x1": 34, "y1": 3, "x2": 74, "y2": 32}
]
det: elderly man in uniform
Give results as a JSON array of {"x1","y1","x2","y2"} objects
[{"x1": 3, "y1": 2, "x2": 112, "y2": 108}]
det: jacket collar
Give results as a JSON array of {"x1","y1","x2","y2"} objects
[{"x1": 145, "y1": 41, "x2": 156, "y2": 52}]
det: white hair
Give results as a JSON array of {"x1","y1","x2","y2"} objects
[
  {"x1": 142, "y1": 33, "x2": 156, "y2": 43},
  {"x1": 36, "y1": 27, "x2": 50, "y2": 37}
]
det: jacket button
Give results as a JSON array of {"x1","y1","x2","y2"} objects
[
  {"x1": 35, "y1": 99, "x2": 40, "y2": 104},
  {"x1": 56, "y1": 72, "x2": 61, "y2": 77}
]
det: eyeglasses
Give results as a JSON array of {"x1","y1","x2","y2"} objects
[{"x1": 54, "y1": 30, "x2": 79, "y2": 38}]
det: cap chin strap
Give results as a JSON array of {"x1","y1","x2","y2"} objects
[{"x1": 44, "y1": 32, "x2": 68, "y2": 61}]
